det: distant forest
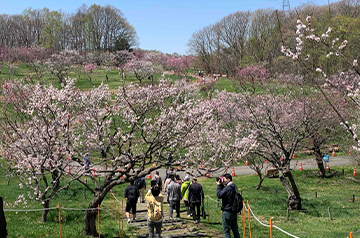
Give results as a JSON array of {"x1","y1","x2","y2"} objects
[
  {"x1": 0, "y1": 4, "x2": 138, "y2": 52},
  {"x1": 187, "y1": 0, "x2": 360, "y2": 76}
]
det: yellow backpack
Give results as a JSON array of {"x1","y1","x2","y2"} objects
[{"x1": 148, "y1": 198, "x2": 163, "y2": 221}]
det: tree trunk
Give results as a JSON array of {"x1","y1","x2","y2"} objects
[
  {"x1": 42, "y1": 200, "x2": 50, "y2": 223},
  {"x1": 314, "y1": 149, "x2": 326, "y2": 178},
  {"x1": 82, "y1": 189, "x2": 109, "y2": 236},
  {"x1": 278, "y1": 169, "x2": 302, "y2": 210},
  {"x1": 255, "y1": 173, "x2": 265, "y2": 190}
]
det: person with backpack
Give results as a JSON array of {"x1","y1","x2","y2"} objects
[
  {"x1": 216, "y1": 173, "x2": 240, "y2": 238},
  {"x1": 180, "y1": 176, "x2": 191, "y2": 217},
  {"x1": 152, "y1": 171, "x2": 162, "y2": 190},
  {"x1": 124, "y1": 180, "x2": 140, "y2": 223},
  {"x1": 188, "y1": 177, "x2": 204, "y2": 224},
  {"x1": 166, "y1": 175, "x2": 182, "y2": 220},
  {"x1": 135, "y1": 175, "x2": 146, "y2": 203},
  {"x1": 145, "y1": 185, "x2": 164, "y2": 238}
]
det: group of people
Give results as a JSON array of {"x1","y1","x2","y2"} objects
[
  {"x1": 83, "y1": 152, "x2": 240, "y2": 238},
  {"x1": 124, "y1": 169, "x2": 240, "y2": 238}
]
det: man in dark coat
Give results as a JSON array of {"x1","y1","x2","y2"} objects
[
  {"x1": 188, "y1": 178, "x2": 204, "y2": 224},
  {"x1": 217, "y1": 173, "x2": 240, "y2": 238}
]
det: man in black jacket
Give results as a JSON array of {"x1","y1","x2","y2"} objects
[
  {"x1": 216, "y1": 174, "x2": 240, "y2": 238},
  {"x1": 188, "y1": 178, "x2": 204, "y2": 224}
]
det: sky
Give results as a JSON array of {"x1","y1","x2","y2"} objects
[{"x1": 0, "y1": 0, "x2": 336, "y2": 55}]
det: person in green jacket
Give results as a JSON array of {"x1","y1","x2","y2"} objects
[{"x1": 181, "y1": 176, "x2": 191, "y2": 217}]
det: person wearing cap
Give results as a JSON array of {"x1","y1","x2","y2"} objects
[
  {"x1": 188, "y1": 177, "x2": 204, "y2": 224},
  {"x1": 216, "y1": 173, "x2": 240, "y2": 238},
  {"x1": 181, "y1": 176, "x2": 191, "y2": 217}
]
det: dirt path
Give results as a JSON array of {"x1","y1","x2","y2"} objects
[{"x1": 125, "y1": 193, "x2": 223, "y2": 238}]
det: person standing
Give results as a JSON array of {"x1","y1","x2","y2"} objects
[
  {"x1": 152, "y1": 170, "x2": 162, "y2": 190},
  {"x1": 217, "y1": 174, "x2": 240, "y2": 238},
  {"x1": 180, "y1": 176, "x2": 191, "y2": 217},
  {"x1": 188, "y1": 178, "x2": 204, "y2": 224},
  {"x1": 166, "y1": 175, "x2": 182, "y2": 220},
  {"x1": 163, "y1": 167, "x2": 175, "y2": 192},
  {"x1": 124, "y1": 180, "x2": 140, "y2": 223},
  {"x1": 145, "y1": 185, "x2": 164, "y2": 238},
  {"x1": 84, "y1": 152, "x2": 90, "y2": 173},
  {"x1": 135, "y1": 175, "x2": 146, "y2": 203}
]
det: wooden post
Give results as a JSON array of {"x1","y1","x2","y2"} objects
[
  {"x1": 328, "y1": 207, "x2": 332, "y2": 220},
  {"x1": 270, "y1": 218, "x2": 273, "y2": 238},
  {"x1": 315, "y1": 191, "x2": 317, "y2": 198},
  {"x1": 247, "y1": 201, "x2": 252, "y2": 238},
  {"x1": 353, "y1": 195, "x2": 355, "y2": 203},
  {"x1": 242, "y1": 202, "x2": 246, "y2": 238},
  {"x1": 118, "y1": 206, "x2": 121, "y2": 238},
  {"x1": 207, "y1": 195, "x2": 209, "y2": 223},
  {"x1": 98, "y1": 204, "x2": 100, "y2": 238},
  {"x1": 121, "y1": 200, "x2": 124, "y2": 237},
  {"x1": 58, "y1": 202, "x2": 61, "y2": 238},
  {"x1": 110, "y1": 190, "x2": 112, "y2": 216},
  {"x1": 286, "y1": 208, "x2": 289, "y2": 221}
]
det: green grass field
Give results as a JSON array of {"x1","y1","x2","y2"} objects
[{"x1": 1, "y1": 164, "x2": 360, "y2": 238}]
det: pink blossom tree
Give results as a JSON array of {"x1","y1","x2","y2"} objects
[
  {"x1": 235, "y1": 65, "x2": 270, "y2": 93},
  {"x1": 124, "y1": 58, "x2": 161, "y2": 84},
  {"x1": 83, "y1": 63, "x2": 98, "y2": 81},
  {"x1": 166, "y1": 55, "x2": 195, "y2": 77},
  {"x1": 45, "y1": 50, "x2": 78, "y2": 84},
  {"x1": 0, "y1": 79, "x2": 83, "y2": 222},
  {"x1": 74, "y1": 80, "x2": 215, "y2": 236},
  {"x1": 215, "y1": 91, "x2": 322, "y2": 210}
]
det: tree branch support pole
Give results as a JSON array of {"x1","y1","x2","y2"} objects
[{"x1": 270, "y1": 218, "x2": 273, "y2": 238}]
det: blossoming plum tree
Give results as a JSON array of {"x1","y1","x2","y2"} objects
[
  {"x1": 214, "y1": 91, "x2": 321, "y2": 210},
  {"x1": 0, "y1": 79, "x2": 83, "y2": 222}
]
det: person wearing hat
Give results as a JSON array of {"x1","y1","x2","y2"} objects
[
  {"x1": 188, "y1": 177, "x2": 204, "y2": 224},
  {"x1": 181, "y1": 175, "x2": 191, "y2": 217}
]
